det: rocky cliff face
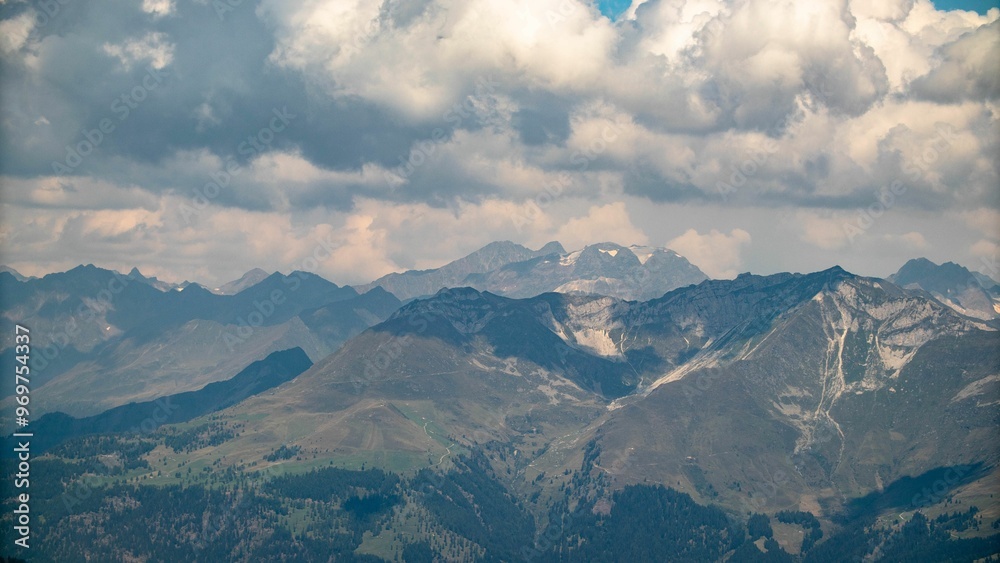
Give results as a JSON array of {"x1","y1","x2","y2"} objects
[
  {"x1": 889, "y1": 257, "x2": 1000, "y2": 320},
  {"x1": 355, "y1": 241, "x2": 565, "y2": 301},
  {"x1": 357, "y1": 241, "x2": 708, "y2": 302},
  {"x1": 210, "y1": 266, "x2": 998, "y2": 518}
]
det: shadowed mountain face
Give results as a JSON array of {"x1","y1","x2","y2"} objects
[
  {"x1": 0, "y1": 266, "x2": 401, "y2": 417},
  {"x1": 465, "y1": 242, "x2": 708, "y2": 301},
  {"x1": 213, "y1": 268, "x2": 272, "y2": 295},
  {"x1": 207, "y1": 267, "x2": 998, "y2": 519},
  {"x1": 889, "y1": 257, "x2": 1000, "y2": 320},
  {"x1": 0, "y1": 265, "x2": 32, "y2": 282},
  {"x1": 26, "y1": 347, "x2": 313, "y2": 453},
  {"x1": 5, "y1": 261, "x2": 997, "y2": 562},
  {"x1": 356, "y1": 240, "x2": 566, "y2": 301},
  {"x1": 357, "y1": 240, "x2": 708, "y2": 302}
]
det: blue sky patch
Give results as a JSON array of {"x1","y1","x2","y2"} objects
[
  {"x1": 598, "y1": 0, "x2": 998, "y2": 19},
  {"x1": 597, "y1": 0, "x2": 632, "y2": 20},
  {"x1": 932, "y1": 0, "x2": 999, "y2": 14}
]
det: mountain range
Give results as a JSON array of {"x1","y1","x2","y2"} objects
[
  {"x1": 888, "y1": 257, "x2": 1000, "y2": 320},
  {"x1": 0, "y1": 265, "x2": 399, "y2": 417},
  {"x1": 0, "y1": 241, "x2": 706, "y2": 417},
  {"x1": 2, "y1": 247, "x2": 998, "y2": 560},
  {"x1": 26, "y1": 347, "x2": 313, "y2": 453},
  {"x1": 357, "y1": 240, "x2": 708, "y2": 301},
  {"x1": 186, "y1": 264, "x2": 999, "y2": 521}
]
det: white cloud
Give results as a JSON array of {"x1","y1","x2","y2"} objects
[
  {"x1": 0, "y1": 11, "x2": 34, "y2": 54},
  {"x1": 881, "y1": 231, "x2": 927, "y2": 249},
  {"x1": 103, "y1": 32, "x2": 174, "y2": 71},
  {"x1": 798, "y1": 212, "x2": 852, "y2": 250},
  {"x1": 554, "y1": 202, "x2": 649, "y2": 251},
  {"x1": 141, "y1": 0, "x2": 175, "y2": 18},
  {"x1": 959, "y1": 209, "x2": 1000, "y2": 239},
  {"x1": 1, "y1": 0, "x2": 999, "y2": 285},
  {"x1": 910, "y1": 20, "x2": 1000, "y2": 102},
  {"x1": 667, "y1": 227, "x2": 751, "y2": 279},
  {"x1": 262, "y1": 0, "x2": 617, "y2": 120}
]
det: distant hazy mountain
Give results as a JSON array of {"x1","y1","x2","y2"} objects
[
  {"x1": 27, "y1": 347, "x2": 313, "y2": 453},
  {"x1": 358, "y1": 240, "x2": 707, "y2": 301},
  {"x1": 356, "y1": 240, "x2": 565, "y2": 300},
  {"x1": 0, "y1": 266, "x2": 401, "y2": 417},
  {"x1": 0, "y1": 265, "x2": 32, "y2": 282},
  {"x1": 465, "y1": 242, "x2": 707, "y2": 301},
  {"x1": 98, "y1": 267, "x2": 272, "y2": 295},
  {"x1": 207, "y1": 266, "x2": 998, "y2": 520},
  {"x1": 889, "y1": 258, "x2": 999, "y2": 320},
  {"x1": 124, "y1": 267, "x2": 193, "y2": 292},
  {"x1": 213, "y1": 268, "x2": 272, "y2": 295},
  {"x1": 14, "y1": 261, "x2": 999, "y2": 561},
  {"x1": 973, "y1": 271, "x2": 1000, "y2": 291}
]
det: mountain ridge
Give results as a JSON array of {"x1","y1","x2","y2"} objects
[
  {"x1": 888, "y1": 257, "x2": 999, "y2": 320},
  {"x1": 359, "y1": 240, "x2": 708, "y2": 302},
  {"x1": 192, "y1": 264, "x2": 997, "y2": 523}
]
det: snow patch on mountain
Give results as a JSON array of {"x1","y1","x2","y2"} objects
[
  {"x1": 572, "y1": 328, "x2": 620, "y2": 357},
  {"x1": 560, "y1": 251, "x2": 582, "y2": 266}
]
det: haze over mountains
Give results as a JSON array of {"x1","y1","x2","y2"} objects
[
  {"x1": 888, "y1": 258, "x2": 1000, "y2": 321},
  {"x1": 29, "y1": 347, "x2": 313, "y2": 453},
  {"x1": 0, "y1": 265, "x2": 399, "y2": 416},
  {"x1": 2, "y1": 248, "x2": 998, "y2": 418},
  {"x1": 1, "y1": 239, "x2": 701, "y2": 416},
  {"x1": 205, "y1": 265, "x2": 1000, "y2": 512},
  {"x1": 2, "y1": 243, "x2": 999, "y2": 560},
  {"x1": 358, "y1": 240, "x2": 708, "y2": 301},
  {"x1": 356, "y1": 241, "x2": 567, "y2": 300}
]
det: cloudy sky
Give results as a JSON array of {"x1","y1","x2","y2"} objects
[{"x1": 0, "y1": 0, "x2": 997, "y2": 285}]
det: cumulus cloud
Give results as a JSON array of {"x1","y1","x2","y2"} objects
[
  {"x1": 667, "y1": 228, "x2": 751, "y2": 278},
  {"x1": 554, "y1": 202, "x2": 650, "y2": 250},
  {"x1": 102, "y1": 32, "x2": 175, "y2": 71},
  {"x1": 971, "y1": 239, "x2": 1000, "y2": 261},
  {"x1": 0, "y1": 0, "x2": 997, "y2": 283},
  {"x1": 0, "y1": 10, "x2": 33, "y2": 54},
  {"x1": 141, "y1": 0, "x2": 175, "y2": 18},
  {"x1": 798, "y1": 212, "x2": 852, "y2": 250},
  {"x1": 910, "y1": 20, "x2": 1000, "y2": 102}
]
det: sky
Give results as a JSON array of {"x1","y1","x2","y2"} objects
[
  {"x1": 931, "y1": 0, "x2": 1000, "y2": 14},
  {"x1": 0, "y1": 0, "x2": 997, "y2": 285}
]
